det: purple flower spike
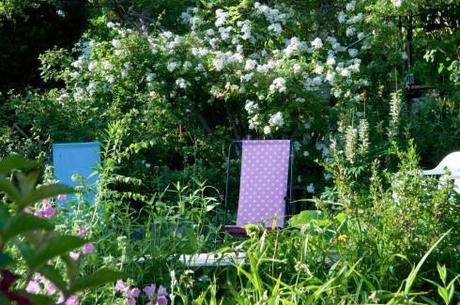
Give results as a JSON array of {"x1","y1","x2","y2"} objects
[
  {"x1": 45, "y1": 279, "x2": 58, "y2": 295},
  {"x1": 78, "y1": 227, "x2": 87, "y2": 237},
  {"x1": 82, "y1": 243, "x2": 95, "y2": 255},
  {"x1": 25, "y1": 281, "x2": 40, "y2": 294},
  {"x1": 115, "y1": 280, "x2": 128, "y2": 294},
  {"x1": 128, "y1": 287, "x2": 140, "y2": 298},
  {"x1": 69, "y1": 251, "x2": 80, "y2": 261},
  {"x1": 42, "y1": 206, "x2": 56, "y2": 218},
  {"x1": 156, "y1": 295, "x2": 168, "y2": 305},
  {"x1": 143, "y1": 284, "x2": 156, "y2": 297},
  {"x1": 158, "y1": 285, "x2": 168, "y2": 296},
  {"x1": 127, "y1": 298, "x2": 136, "y2": 305},
  {"x1": 65, "y1": 295, "x2": 80, "y2": 305}
]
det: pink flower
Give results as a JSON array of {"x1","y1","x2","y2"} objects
[
  {"x1": 34, "y1": 210, "x2": 44, "y2": 217},
  {"x1": 115, "y1": 280, "x2": 128, "y2": 294},
  {"x1": 158, "y1": 286, "x2": 168, "y2": 297},
  {"x1": 42, "y1": 206, "x2": 56, "y2": 218},
  {"x1": 156, "y1": 295, "x2": 168, "y2": 305},
  {"x1": 143, "y1": 284, "x2": 156, "y2": 297},
  {"x1": 44, "y1": 280, "x2": 58, "y2": 295},
  {"x1": 78, "y1": 227, "x2": 87, "y2": 237},
  {"x1": 69, "y1": 251, "x2": 80, "y2": 261},
  {"x1": 34, "y1": 199, "x2": 55, "y2": 218},
  {"x1": 32, "y1": 273, "x2": 42, "y2": 282},
  {"x1": 57, "y1": 194, "x2": 67, "y2": 201},
  {"x1": 157, "y1": 286, "x2": 168, "y2": 305},
  {"x1": 65, "y1": 295, "x2": 80, "y2": 305},
  {"x1": 82, "y1": 243, "x2": 95, "y2": 255},
  {"x1": 126, "y1": 298, "x2": 136, "y2": 305},
  {"x1": 25, "y1": 281, "x2": 40, "y2": 294},
  {"x1": 128, "y1": 288, "x2": 140, "y2": 298}
]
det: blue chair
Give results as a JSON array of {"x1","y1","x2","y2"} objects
[{"x1": 52, "y1": 142, "x2": 101, "y2": 206}]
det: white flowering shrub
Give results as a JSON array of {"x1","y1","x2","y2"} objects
[
  {"x1": 4, "y1": 0, "x2": 458, "y2": 197},
  {"x1": 47, "y1": 1, "x2": 384, "y2": 132}
]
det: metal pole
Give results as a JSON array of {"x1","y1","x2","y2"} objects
[{"x1": 223, "y1": 141, "x2": 238, "y2": 226}]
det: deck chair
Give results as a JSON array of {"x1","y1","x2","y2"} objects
[
  {"x1": 179, "y1": 140, "x2": 293, "y2": 266},
  {"x1": 422, "y1": 151, "x2": 460, "y2": 192},
  {"x1": 223, "y1": 140, "x2": 293, "y2": 234},
  {"x1": 52, "y1": 142, "x2": 101, "y2": 206}
]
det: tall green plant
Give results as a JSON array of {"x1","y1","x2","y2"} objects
[{"x1": 0, "y1": 155, "x2": 121, "y2": 304}]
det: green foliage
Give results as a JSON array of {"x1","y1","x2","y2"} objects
[
  {"x1": 165, "y1": 141, "x2": 460, "y2": 304},
  {"x1": 0, "y1": 1, "x2": 88, "y2": 93},
  {"x1": 0, "y1": 0, "x2": 41, "y2": 18},
  {"x1": 0, "y1": 155, "x2": 122, "y2": 304},
  {"x1": 0, "y1": 0, "x2": 460, "y2": 304}
]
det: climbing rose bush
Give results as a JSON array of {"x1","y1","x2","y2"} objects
[{"x1": 40, "y1": 1, "x2": 377, "y2": 140}]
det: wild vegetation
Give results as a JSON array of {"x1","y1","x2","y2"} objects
[{"x1": 1, "y1": 0, "x2": 460, "y2": 304}]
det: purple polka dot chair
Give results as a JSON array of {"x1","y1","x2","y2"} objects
[{"x1": 223, "y1": 140, "x2": 294, "y2": 235}]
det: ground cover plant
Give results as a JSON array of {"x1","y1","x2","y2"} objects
[{"x1": 1, "y1": 0, "x2": 460, "y2": 304}]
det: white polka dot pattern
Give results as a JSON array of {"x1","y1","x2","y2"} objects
[{"x1": 236, "y1": 140, "x2": 290, "y2": 228}]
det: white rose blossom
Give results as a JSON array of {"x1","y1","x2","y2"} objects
[
  {"x1": 167, "y1": 61, "x2": 180, "y2": 72},
  {"x1": 244, "y1": 100, "x2": 258, "y2": 114},
  {"x1": 311, "y1": 37, "x2": 323, "y2": 50},
  {"x1": 269, "y1": 77, "x2": 287, "y2": 93},
  {"x1": 215, "y1": 9, "x2": 228, "y2": 27},
  {"x1": 268, "y1": 23, "x2": 283, "y2": 35},
  {"x1": 392, "y1": 0, "x2": 402, "y2": 7},
  {"x1": 268, "y1": 112, "x2": 284, "y2": 127},
  {"x1": 263, "y1": 125, "x2": 271, "y2": 135},
  {"x1": 346, "y1": 1, "x2": 356, "y2": 11},
  {"x1": 346, "y1": 27, "x2": 356, "y2": 37},
  {"x1": 338, "y1": 11, "x2": 346, "y2": 23},
  {"x1": 348, "y1": 48, "x2": 358, "y2": 57}
]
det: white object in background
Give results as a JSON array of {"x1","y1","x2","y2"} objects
[
  {"x1": 422, "y1": 152, "x2": 460, "y2": 192},
  {"x1": 179, "y1": 252, "x2": 246, "y2": 267}
]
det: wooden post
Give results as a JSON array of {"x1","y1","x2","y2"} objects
[{"x1": 407, "y1": 14, "x2": 413, "y2": 70}]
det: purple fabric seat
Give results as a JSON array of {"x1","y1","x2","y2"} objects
[{"x1": 225, "y1": 140, "x2": 291, "y2": 231}]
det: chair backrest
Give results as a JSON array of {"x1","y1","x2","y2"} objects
[
  {"x1": 422, "y1": 151, "x2": 460, "y2": 191},
  {"x1": 53, "y1": 142, "x2": 101, "y2": 205},
  {"x1": 236, "y1": 140, "x2": 291, "y2": 227}
]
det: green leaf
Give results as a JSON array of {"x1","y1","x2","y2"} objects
[
  {"x1": 447, "y1": 282, "x2": 455, "y2": 304},
  {"x1": 61, "y1": 254, "x2": 80, "y2": 284},
  {"x1": 0, "y1": 179, "x2": 22, "y2": 205},
  {"x1": 20, "y1": 293, "x2": 55, "y2": 305},
  {"x1": 69, "y1": 269, "x2": 124, "y2": 294},
  {"x1": 1, "y1": 214, "x2": 54, "y2": 243},
  {"x1": 0, "y1": 252, "x2": 13, "y2": 268},
  {"x1": 28, "y1": 235, "x2": 87, "y2": 269},
  {"x1": 0, "y1": 293, "x2": 10, "y2": 304},
  {"x1": 404, "y1": 230, "x2": 450, "y2": 295},
  {"x1": 0, "y1": 203, "x2": 10, "y2": 230},
  {"x1": 437, "y1": 263, "x2": 447, "y2": 284},
  {"x1": 437, "y1": 286, "x2": 449, "y2": 305},
  {"x1": 0, "y1": 155, "x2": 38, "y2": 175},
  {"x1": 17, "y1": 240, "x2": 34, "y2": 262},
  {"x1": 288, "y1": 210, "x2": 323, "y2": 227},
  {"x1": 335, "y1": 212, "x2": 347, "y2": 223},
  {"x1": 39, "y1": 265, "x2": 69, "y2": 295},
  {"x1": 15, "y1": 170, "x2": 40, "y2": 199},
  {"x1": 22, "y1": 183, "x2": 75, "y2": 207}
]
